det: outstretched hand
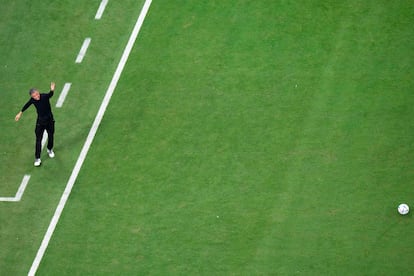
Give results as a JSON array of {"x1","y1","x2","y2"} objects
[
  {"x1": 15, "y1": 111, "x2": 22, "y2": 121},
  {"x1": 50, "y1": 82, "x2": 55, "y2": 91}
]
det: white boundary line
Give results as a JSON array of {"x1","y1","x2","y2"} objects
[
  {"x1": 28, "y1": 1, "x2": 152, "y2": 275},
  {"x1": 75, "y1": 38, "x2": 91, "y2": 63},
  {"x1": 56, "y1": 83, "x2": 72, "y2": 108},
  {"x1": 41, "y1": 131, "x2": 48, "y2": 150},
  {"x1": 95, "y1": 0, "x2": 109, "y2": 20},
  {"x1": 0, "y1": 175, "x2": 31, "y2": 202}
]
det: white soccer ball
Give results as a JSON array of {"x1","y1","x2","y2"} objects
[{"x1": 398, "y1": 204, "x2": 409, "y2": 215}]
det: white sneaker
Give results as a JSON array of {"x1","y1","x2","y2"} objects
[
  {"x1": 34, "y1": 159, "x2": 41, "y2": 167},
  {"x1": 47, "y1": 149, "x2": 55, "y2": 158}
]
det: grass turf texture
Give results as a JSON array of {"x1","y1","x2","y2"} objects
[
  {"x1": 1, "y1": 0, "x2": 414, "y2": 275},
  {"x1": 0, "y1": 0, "x2": 144, "y2": 274}
]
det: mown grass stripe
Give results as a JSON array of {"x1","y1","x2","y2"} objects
[{"x1": 28, "y1": 1, "x2": 152, "y2": 275}]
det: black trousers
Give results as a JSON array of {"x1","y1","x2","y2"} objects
[{"x1": 35, "y1": 119, "x2": 55, "y2": 159}]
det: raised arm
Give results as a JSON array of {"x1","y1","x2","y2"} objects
[{"x1": 47, "y1": 82, "x2": 56, "y2": 98}]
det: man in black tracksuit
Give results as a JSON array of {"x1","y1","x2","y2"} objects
[{"x1": 15, "y1": 82, "x2": 56, "y2": 166}]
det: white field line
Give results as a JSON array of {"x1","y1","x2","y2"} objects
[
  {"x1": 0, "y1": 175, "x2": 31, "y2": 202},
  {"x1": 75, "y1": 38, "x2": 91, "y2": 63},
  {"x1": 95, "y1": 0, "x2": 109, "y2": 19},
  {"x1": 41, "y1": 131, "x2": 48, "y2": 150},
  {"x1": 28, "y1": 1, "x2": 153, "y2": 275},
  {"x1": 56, "y1": 83, "x2": 72, "y2": 108}
]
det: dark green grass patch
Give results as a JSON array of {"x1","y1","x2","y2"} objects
[{"x1": 41, "y1": 1, "x2": 414, "y2": 275}]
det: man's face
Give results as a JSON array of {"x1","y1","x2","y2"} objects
[{"x1": 31, "y1": 91, "x2": 40, "y2": 101}]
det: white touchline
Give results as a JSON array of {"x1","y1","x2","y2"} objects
[
  {"x1": 0, "y1": 175, "x2": 31, "y2": 202},
  {"x1": 28, "y1": 0, "x2": 152, "y2": 275},
  {"x1": 56, "y1": 83, "x2": 72, "y2": 108},
  {"x1": 95, "y1": 0, "x2": 109, "y2": 20},
  {"x1": 75, "y1": 38, "x2": 91, "y2": 63}
]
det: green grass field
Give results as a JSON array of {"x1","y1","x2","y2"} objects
[{"x1": 1, "y1": 0, "x2": 414, "y2": 275}]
